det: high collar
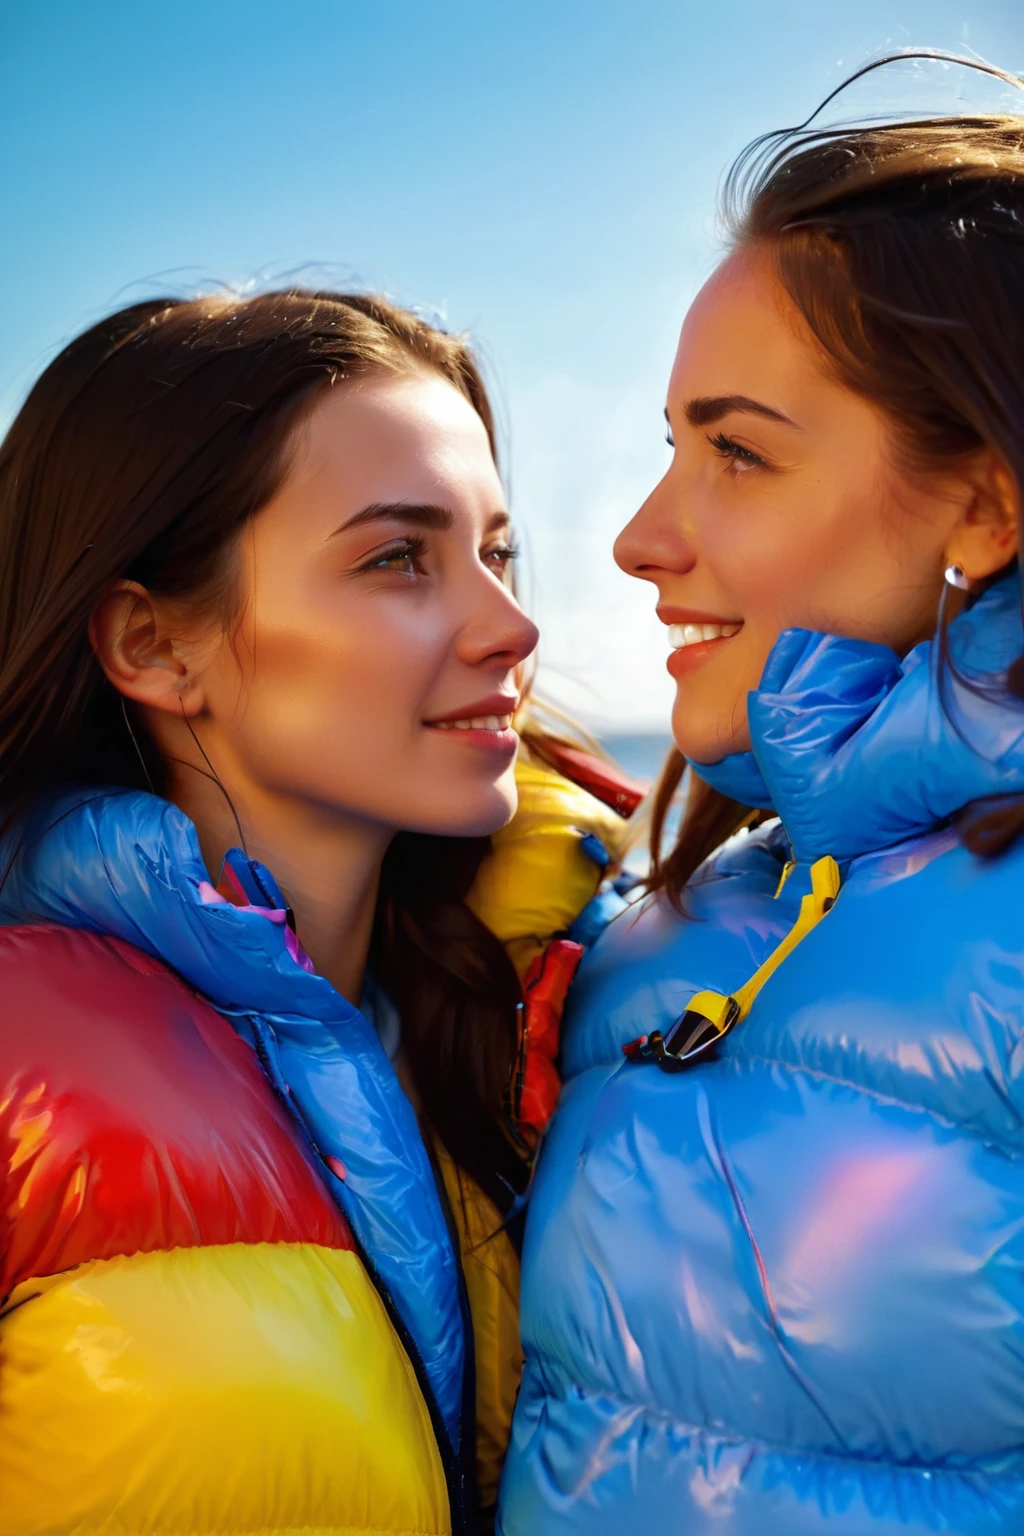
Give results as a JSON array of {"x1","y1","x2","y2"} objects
[
  {"x1": 692, "y1": 573, "x2": 1024, "y2": 863},
  {"x1": 0, "y1": 788, "x2": 333, "y2": 1016}
]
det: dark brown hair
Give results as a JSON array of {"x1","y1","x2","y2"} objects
[
  {"x1": 650, "y1": 55, "x2": 1024, "y2": 906},
  {"x1": 0, "y1": 287, "x2": 526, "y2": 1208}
]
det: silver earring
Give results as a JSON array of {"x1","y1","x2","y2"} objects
[{"x1": 945, "y1": 564, "x2": 971, "y2": 591}]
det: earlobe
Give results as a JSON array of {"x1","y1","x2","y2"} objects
[
  {"x1": 944, "y1": 456, "x2": 1020, "y2": 584},
  {"x1": 89, "y1": 581, "x2": 203, "y2": 716}
]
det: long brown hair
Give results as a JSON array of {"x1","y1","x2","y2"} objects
[
  {"x1": 650, "y1": 54, "x2": 1024, "y2": 907},
  {"x1": 0, "y1": 287, "x2": 526, "y2": 1209}
]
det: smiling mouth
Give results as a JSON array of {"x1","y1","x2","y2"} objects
[
  {"x1": 428, "y1": 713, "x2": 515, "y2": 732},
  {"x1": 668, "y1": 621, "x2": 742, "y2": 650}
]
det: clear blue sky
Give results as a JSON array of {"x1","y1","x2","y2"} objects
[{"x1": 3, "y1": 1, "x2": 1023, "y2": 727}]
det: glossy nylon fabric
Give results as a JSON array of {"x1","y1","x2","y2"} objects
[
  {"x1": 500, "y1": 574, "x2": 1024, "y2": 1534},
  {"x1": 1, "y1": 1240, "x2": 449, "y2": 1536},
  {"x1": 0, "y1": 790, "x2": 466, "y2": 1450}
]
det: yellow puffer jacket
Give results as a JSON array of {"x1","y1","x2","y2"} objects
[
  {"x1": 470, "y1": 749, "x2": 630, "y2": 976},
  {"x1": 0, "y1": 756, "x2": 626, "y2": 1535}
]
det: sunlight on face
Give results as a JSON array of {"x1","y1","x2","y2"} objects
[
  {"x1": 614, "y1": 250, "x2": 962, "y2": 764},
  {"x1": 196, "y1": 371, "x2": 538, "y2": 836}
]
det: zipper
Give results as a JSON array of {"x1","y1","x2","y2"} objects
[
  {"x1": 427, "y1": 1137, "x2": 480, "y2": 1528},
  {"x1": 248, "y1": 1021, "x2": 472, "y2": 1535}
]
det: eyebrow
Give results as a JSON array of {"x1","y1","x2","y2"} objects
[
  {"x1": 328, "y1": 501, "x2": 453, "y2": 539},
  {"x1": 330, "y1": 500, "x2": 454, "y2": 537},
  {"x1": 329, "y1": 500, "x2": 511, "y2": 541},
  {"x1": 677, "y1": 395, "x2": 799, "y2": 429}
]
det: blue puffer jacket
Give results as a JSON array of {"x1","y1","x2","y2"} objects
[{"x1": 499, "y1": 575, "x2": 1024, "y2": 1535}]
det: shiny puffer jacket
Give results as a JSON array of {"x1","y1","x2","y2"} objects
[
  {"x1": 500, "y1": 576, "x2": 1024, "y2": 1535},
  {"x1": 0, "y1": 755, "x2": 627, "y2": 1536}
]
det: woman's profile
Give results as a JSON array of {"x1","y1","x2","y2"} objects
[
  {"x1": 501, "y1": 55, "x2": 1024, "y2": 1535},
  {"x1": 0, "y1": 290, "x2": 629, "y2": 1534}
]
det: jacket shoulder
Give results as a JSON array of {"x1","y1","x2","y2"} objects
[
  {"x1": 0, "y1": 922, "x2": 351, "y2": 1294},
  {"x1": 0, "y1": 919, "x2": 186, "y2": 989},
  {"x1": 0, "y1": 920, "x2": 241, "y2": 1067}
]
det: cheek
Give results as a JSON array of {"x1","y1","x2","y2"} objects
[
  {"x1": 699, "y1": 500, "x2": 801, "y2": 638},
  {"x1": 209, "y1": 593, "x2": 445, "y2": 762},
  {"x1": 197, "y1": 549, "x2": 519, "y2": 835},
  {"x1": 706, "y1": 499, "x2": 947, "y2": 683},
  {"x1": 699, "y1": 476, "x2": 896, "y2": 636}
]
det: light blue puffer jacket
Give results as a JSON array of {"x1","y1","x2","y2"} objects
[{"x1": 499, "y1": 576, "x2": 1024, "y2": 1535}]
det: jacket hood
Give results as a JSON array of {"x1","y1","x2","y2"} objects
[
  {"x1": 0, "y1": 788, "x2": 466, "y2": 1450},
  {"x1": 692, "y1": 572, "x2": 1024, "y2": 862}
]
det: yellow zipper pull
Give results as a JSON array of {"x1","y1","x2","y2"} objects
[
  {"x1": 623, "y1": 855, "x2": 842, "y2": 1074},
  {"x1": 734, "y1": 854, "x2": 839, "y2": 1016},
  {"x1": 810, "y1": 854, "x2": 841, "y2": 911}
]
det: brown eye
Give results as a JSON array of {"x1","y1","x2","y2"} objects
[
  {"x1": 708, "y1": 432, "x2": 769, "y2": 471},
  {"x1": 485, "y1": 543, "x2": 519, "y2": 576},
  {"x1": 361, "y1": 536, "x2": 427, "y2": 576}
]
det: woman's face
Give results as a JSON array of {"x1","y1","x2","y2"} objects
[
  {"x1": 614, "y1": 250, "x2": 995, "y2": 765},
  {"x1": 178, "y1": 371, "x2": 538, "y2": 838}
]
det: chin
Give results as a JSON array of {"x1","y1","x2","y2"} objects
[
  {"x1": 411, "y1": 782, "x2": 518, "y2": 840},
  {"x1": 671, "y1": 698, "x2": 751, "y2": 765}
]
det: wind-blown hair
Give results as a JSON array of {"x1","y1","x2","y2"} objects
[
  {"x1": 649, "y1": 53, "x2": 1024, "y2": 905},
  {"x1": 0, "y1": 288, "x2": 527, "y2": 1208}
]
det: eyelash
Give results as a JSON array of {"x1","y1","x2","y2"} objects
[
  {"x1": 359, "y1": 536, "x2": 520, "y2": 577},
  {"x1": 488, "y1": 542, "x2": 520, "y2": 572},
  {"x1": 708, "y1": 432, "x2": 769, "y2": 472},
  {"x1": 361, "y1": 536, "x2": 428, "y2": 576}
]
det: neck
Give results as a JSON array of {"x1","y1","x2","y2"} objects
[{"x1": 168, "y1": 755, "x2": 392, "y2": 1005}]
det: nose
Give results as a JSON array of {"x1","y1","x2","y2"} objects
[
  {"x1": 614, "y1": 470, "x2": 697, "y2": 585},
  {"x1": 457, "y1": 570, "x2": 539, "y2": 672}
]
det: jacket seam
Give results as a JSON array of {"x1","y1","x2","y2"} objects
[
  {"x1": 531, "y1": 1375, "x2": 1024, "y2": 1480},
  {"x1": 0, "y1": 1237, "x2": 365, "y2": 1314},
  {"x1": 698, "y1": 1090, "x2": 849, "y2": 1447},
  {"x1": 729, "y1": 1050, "x2": 1024, "y2": 1158}
]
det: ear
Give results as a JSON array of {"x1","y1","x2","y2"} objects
[
  {"x1": 89, "y1": 581, "x2": 206, "y2": 717},
  {"x1": 944, "y1": 454, "x2": 1020, "y2": 583}
]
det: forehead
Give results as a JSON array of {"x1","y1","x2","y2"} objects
[
  {"x1": 291, "y1": 370, "x2": 501, "y2": 508},
  {"x1": 669, "y1": 249, "x2": 827, "y2": 407}
]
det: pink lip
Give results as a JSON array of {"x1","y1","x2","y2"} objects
[
  {"x1": 666, "y1": 630, "x2": 741, "y2": 680},
  {"x1": 425, "y1": 724, "x2": 519, "y2": 761},
  {"x1": 656, "y1": 605, "x2": 743, "y2": 627},
  {"x1": 659, "y1": 606, "x2": 745, "y2": 682},
  {"x1": 424, "y1": 693, "x2": 519, "y2": 726}
]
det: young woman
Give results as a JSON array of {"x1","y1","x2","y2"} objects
[
  {"x1": 0, "y1": 290, "x2": 630, "y2": 1535},
  {"x1": 499, "y1": 62, "x2": 1024, "y2": 1536}
]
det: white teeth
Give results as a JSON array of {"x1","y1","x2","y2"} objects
[
  {"x1": 431, "y1": 713, "x2": 515, "y2": 731},
  {"x1": 668, "y1": 621, "x2": 742, "y2": 650}
]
